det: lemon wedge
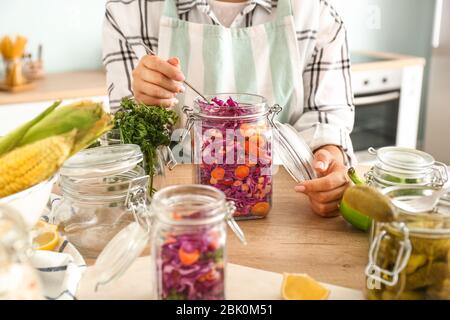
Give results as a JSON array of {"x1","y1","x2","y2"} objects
[
  {"x1": 281, "y1": 273, "x2": 330, "y2": 300},
  {"x1": 32, "y1": 220, "x2": 59, "y2": 251}
]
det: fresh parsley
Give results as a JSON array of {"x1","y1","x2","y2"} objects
[{"x1": 114, "y1": 97, "x2": 179, "y2": 195}]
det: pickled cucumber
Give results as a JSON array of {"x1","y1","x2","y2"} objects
[
  {"x1": 368, "y1": 228, "x2": 450, "y2": 300},
  {"x1": 411, "y1": 237, "x2": 450, "y2": 259},
  {"x1": 381, "y1": 290, "x2": 425, "y2": 300},
  {"x1": 426, "y1": 279, "x2": 450, "y2": 300},
  {"x1": 405, "y1": 254, "x2": 427, "y2": 274},
  {"x1": 342, "y1": 185, "x2": 395, "y2": 223},
  {"x1": 405, "y1": 262, "x2": 448, "y2": 291}
]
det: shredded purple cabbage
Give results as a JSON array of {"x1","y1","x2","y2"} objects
[
  {"x1": 158, "y1": 227, "x2": 225, "y2": 300},
  {"x1": 196, "y1": 96, "x2": 273, "y2": 218}
]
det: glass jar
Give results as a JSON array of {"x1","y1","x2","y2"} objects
[
  {"x1": 365, "y1": 147, "x2": 448, "y2": 189},
  {"x1": 92, "y1": 184, "x2": 246, "y2": 300},
  {"x1": 181, "y1": 93, "x2": 316, "y2": 220},
  {"x1": 52, "y1": 144, "x2": 151, "y2": 258},
  {"x1": 366, "y1": 186, "x2": 450, "y2": 300},
  {"x1": 0, "y1": 205, "x2": 43, "y2": 299},
  {"x1": 99, "y1": 128, "x2": 122, "y2": 146}
]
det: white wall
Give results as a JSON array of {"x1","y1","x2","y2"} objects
[
  {"x1": 424, "y1": 0, "x2": 450, "y2": 163},
  {"x1": 0, "y1": 0, "x2": 106, "y2": 73}
]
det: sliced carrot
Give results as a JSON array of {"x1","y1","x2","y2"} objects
[
  {"x1": 179, "y1": 248, "x2": 200, "y2": 266},
  {"x1": 239, "y1": 123, "x2": 256, "y2": 136},
  {"x1": 165, "y1": 236, "x2": 177, "y2": 245},
  {"x1": 211, "y1": 167, "x2": 225, "y2": 180},
  {"x1": 221, "y1": 179, "x2": 234, "y2": 186},
  {"x1": 235, "y1": 165, "x2": 250, "y2": 179},
  {"x1": 251, "y1": 202, "x2": 271, "y2": 216}
]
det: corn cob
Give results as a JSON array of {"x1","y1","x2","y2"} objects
[
  {"x1": 0, "y1": 132, "x2": 75, "y2": 198},
  {"x1": 0, "y1": 101, "x2": 61, "y2": 157},
  {"x1": 18, "y1": 100, "x2": 114, "y2": 155}
]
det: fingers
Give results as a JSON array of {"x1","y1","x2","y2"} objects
[
  {"x1": 134, "y1": 90, "x2": 178, "y2": 108},
  {"x1": 313, "y1": 148, "x2": 333, "y2": 175},
  {"x1": 307, "y1": 183, "x2": 348, "y2": 203},
  {"x1": 141, "y1": 55, "x2": 185, "y2": 81},
  {"x1": 167, "y1": 57, "x2": 180, "y2": 68},
  {"x1": 295, "y1": 169, "x2": 347, "y2": 193},
  {"x1": 309, "y1": 199, "x2": 340, "y2": 217},
  {"x1": 135, "y1": 68, "x2": 184, "y2": 94},
  {"x1": 132, "y1": 55, "x2": 186, "y2": 106}
]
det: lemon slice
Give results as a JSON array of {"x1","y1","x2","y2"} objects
[
  {"x1": 32, "y1": 221, "x2": 59, "y2": 251},
  {"x1": 281, "y1": 273, "x2": 330, "y2": 300}
]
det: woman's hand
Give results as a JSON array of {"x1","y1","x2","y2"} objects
[
  {"x1": 132, "y1": 55, "x2": 185, "y2": 107},
  {"x1": 294, "y1": 145, "x2": 349, "y2": 217}
]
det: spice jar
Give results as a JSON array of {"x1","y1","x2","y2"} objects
[
  {"x1": 92, "y1": 184, "x2": 246, "y2": 300},
  {"x1": 52, "y1": 144, "x2": 153, "y2": 258},
  {"x1": 181, "y1": 94, "x2": 316, "y2": 220},
  {"x1": 0, "y1": 205, "x2": 43, "y2": 299},
  {"x1": 366, "y1": 186, "x2": 450, "y2": 300},
  {"x1": 365, "y1": 147, "x2": 448, "y2": 189}
]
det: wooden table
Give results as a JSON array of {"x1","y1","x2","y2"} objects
[{"x1": 159, "y1": 165, "x2": 369, "y2": 291}]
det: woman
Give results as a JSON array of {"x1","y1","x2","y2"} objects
[{"x1": 102, "y1": 0, "x2": 355, "y2": 217}]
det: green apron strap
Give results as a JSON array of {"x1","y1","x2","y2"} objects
[
  {"x1": 163, "y1": 0, "x2": 179, "y2": 19},
  {"x1": 276, "y1": 0, "x2": 293, "y2": 20}
]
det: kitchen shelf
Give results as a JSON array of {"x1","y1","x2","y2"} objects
[{"x1": 0, "y1": 70, "x2": 107, "y2": 106}]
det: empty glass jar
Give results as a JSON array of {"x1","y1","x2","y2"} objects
[
  {"x1": 365, "y1": 147, "x2": 448, "y2": 189},
  {"x1": 52, "y1": 144, "x2": 151, "y2": 258}
]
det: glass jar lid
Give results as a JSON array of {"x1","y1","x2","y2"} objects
[
  {"x1": 91, "y1": 222, "x2": 150, "y2": 290},
  {"x1": 373, "y1": 147, "x2": 435, "y2": 172},
  {"x1": 273, "y1": 121, "x2": 317, "y2": 183},
  {"x1": 60, "y1": 144, "x2": 143, "y2": 179},
  {"x1": 382, "y1": 186, "x2": 450, "y2": 236}
]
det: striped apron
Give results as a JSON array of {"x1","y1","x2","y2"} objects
[{"x1": 157, "y1": 0, "x2": 302, "y2": 124}]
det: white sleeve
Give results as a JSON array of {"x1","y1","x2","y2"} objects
[{"x1": 294, "y1": 0, "x2": 356, "y2": 165}]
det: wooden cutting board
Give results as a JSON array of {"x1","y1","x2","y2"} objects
[{"x1": 77, "y1": 256, "x2": 365, "y2": 300}]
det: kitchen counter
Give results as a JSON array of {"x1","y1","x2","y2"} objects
[
  {"x1": 351, "y1": 50, "x2": 426, "y2": 72},
  {"x1": 0, "y1": 70, "x2": 106, "y2": 106},
  {"x1": 0, "y1": 51, "x2": 425, "y2": 106},
  {"x1": 136, "y1": 165, "x2": 369, "y2": 291}
]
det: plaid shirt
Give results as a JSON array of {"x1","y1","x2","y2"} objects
[{"x1": 103, "y1": 0, "x2": 355, "y2": 164}]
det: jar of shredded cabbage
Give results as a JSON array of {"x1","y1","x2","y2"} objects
[
  {"x1": 366, "y1": 186, "x2": 450, "y2": 300},
  {"x1": 182, "y1": 94, "x2": 282, "y2": 220},
  {"x1": 92, "y1": 184, "x2": 246, "y2": 300},
  {"x1": 365, "y1": 147, "x2": 448, "y2": 189},
  {"x1": 151, "y1": 185, "x2": 243, "y2": 300}
]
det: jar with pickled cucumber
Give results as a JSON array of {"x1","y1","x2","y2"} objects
[
  {"x1": 366, "y1": 186, "x2": 450, "y2": 300},
  {"x1": 365, "y1": 147, "x2": 448, "y2": 189}
]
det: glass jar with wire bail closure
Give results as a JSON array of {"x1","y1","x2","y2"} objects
[
  {"x1": 366, "y1": 186, "x2": 450, "y2": 300},
  {"x1": 92, "y1": 184, "x2": 247, "y2": 300},
  {"x1": 365, "y1": 147, "x2": 448, "y2": 189},
  {"x1": 52, "y1": 144, "x2": 161, "y2": 259},
  {"x1": 180, "y1": 93, "x2": 317, "y2": 220}
]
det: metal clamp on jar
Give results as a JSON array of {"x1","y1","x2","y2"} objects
[{"x1": 366, "y1": 186, "x2": 450, "y2": 300}]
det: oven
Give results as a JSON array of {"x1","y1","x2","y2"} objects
[
  {"x1": 350, "y1": 57, "x2": 410, "y2": 164},
  {"x1": 351, "y1": 90, "x2": 401, "y2": 154}
]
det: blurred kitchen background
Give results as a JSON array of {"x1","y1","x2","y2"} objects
[{"x1": 0, "y1": 0, "x2": 449, "y2": 163}]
